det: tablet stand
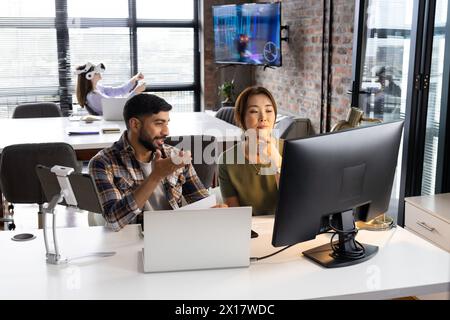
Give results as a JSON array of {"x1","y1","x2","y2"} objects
[{"x1": 41, "y1": 165, "x2": 116, "y2": 265}]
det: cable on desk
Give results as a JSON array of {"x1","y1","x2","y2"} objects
[{"x1": 250, "y1": 244, "x2": 294, "y2": 262}]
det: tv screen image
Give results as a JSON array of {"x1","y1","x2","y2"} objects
[{"x1": 213, "y1": 2, "x2": 282, "y2": 66}]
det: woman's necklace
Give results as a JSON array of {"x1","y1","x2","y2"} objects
[
  {"x1": 242, "y1": 142, "x2": 264, "y2": 175},
  {"x1": 251, "y1": 163, "x2": 261, "y2": 175}
]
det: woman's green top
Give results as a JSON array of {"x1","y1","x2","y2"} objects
[{"x1": 218, "y1": 141, "x2": 283, "y2": 215}]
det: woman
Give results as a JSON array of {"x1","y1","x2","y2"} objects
[
  {"x1": 218, "y1": 86, "x2": 282, "y2": 215},
  {"x1": 75, "y1": 62, "x2": 146, "y2": 115}
]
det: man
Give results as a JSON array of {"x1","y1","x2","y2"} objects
[
  {"x1": 372, "y1": 66, "x2": 402, "y2": 117},
  {"x1": 89, "y1": 93, "x2": 222, "y2": 231}
]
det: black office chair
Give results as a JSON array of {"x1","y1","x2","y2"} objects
[
  {"x1": 0, "y1": 143, "x2": 81, "y2": 230},
  {"x1": 215, "y1": 107, "x2": 237, "y2": 126},
  {"x1": 165, "y1": 135, "x2": 218, "y2": 189},
  {"x1": 12, "y1": 102, "x2": 62, "y2": 118}
]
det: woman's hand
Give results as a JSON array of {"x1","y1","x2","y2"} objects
[
  {"x1": 133, "y1": 81, "x2": 146, "y2": 94},
  {"x1": 244, "y1": 128, "x2": 281, "y2": 168},
  {"x1": 257, "y1": 130, "x2": 282, "y2": 169},
  {"x1": 263, "y1": 140, "x2": 282, "y2": 169},
  {"x1": 132, "y1": 72, "x2": 144, "y2": 84}
]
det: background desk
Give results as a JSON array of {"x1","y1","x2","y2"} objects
[
  {"x1": 0, "y1": 216, "x2": 448, "y2": 300},
  {"x1": 0, "y1": 112, "x2": 242, "y2": 160}
]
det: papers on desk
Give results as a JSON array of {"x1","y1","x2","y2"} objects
[
  {"x1": 66, "y1": 124, "x2": 121, "y2": 135},
  {"x1": 68, "y1": 115, "x2": 102, "y2": 122},
  {"x1": 102, "y1": 125, "x2": 121, "y2": 134},
  {"x1": 177, "y1": 195, "x2": 217, "y2": 210},
  {"x1": 66, "y1": 127, "x2": 100, "y2": 135}
]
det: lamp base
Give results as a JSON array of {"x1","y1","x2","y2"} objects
[{"x1": 356, "y1": 214, "x2": 395, "y2": 231}]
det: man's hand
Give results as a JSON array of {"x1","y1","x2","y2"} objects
[
  {"x1": 150, "y1": 150, "x2": 186, "y2": 181},
  {"x1": 170, "y1": 149, "x2": 192, "y2": 165}
]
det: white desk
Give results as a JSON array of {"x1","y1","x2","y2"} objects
[
  {"x1": 0, "y1": 112, "x2": 242, "y2": 153},
  {"x1": 0, "y1": 216, "x2": 449, "y2": 300}
]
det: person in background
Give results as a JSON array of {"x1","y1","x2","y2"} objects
[
  {"x1": 75, "y1": 62, "x2": 146, "y2": 115},
  {"x1": 218, "y1": 86, "x2": 282, "y2": 216},
  {"x1": 89, "y1": 93, "x2": 226, "y2": 231},
  {"x1": 367, "y1": 66, "x2": 402, "y2": 119}
]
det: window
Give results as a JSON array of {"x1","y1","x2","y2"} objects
[
  {"x1": 136, "y1": 0, "x2": 193, "y2": 20},
  {"x1": 0, "y1": 1, "x2": 58, "y2": 117},
  {"x1": 355, "y1": 0, "x2": 413, "y2": 220},
  {"x1": 421, "y1": 0, "x2": 448, "y2": 195},
  {"x1": 152, "y1": 91, "x2": 194, "y2": 112},
  {"x1": 137, "y1": 28, "x2": 194, "y2": 85},
  {"x1": 68, "y1": 0, "x2": 128, "y2": 18},
  {"x1": 69, "y1": 27, "x2": 131, "y2": 88},
  {"x1": 0, "y1": 0, "x2": 55, "y2": 17},
  {"x1": 0, "y1": 0, "x2": 199, "y2": 117}
]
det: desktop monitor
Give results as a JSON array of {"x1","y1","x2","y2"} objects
[{"x1": 272, "y1": 121, "x2": 404, "y2": 268}]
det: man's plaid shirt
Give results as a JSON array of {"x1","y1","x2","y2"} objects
[{"x1": 89, "y1": 132, "x2": 209, "y2": 231}]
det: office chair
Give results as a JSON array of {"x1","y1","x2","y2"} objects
[
  {"x1": 0, "y1": 143, "x2": 81, "y2": 230},
  {"x1": 165, "y1": 135, "x2": 218, "y2": 189},
  {"x1": 85, "y1": 104, "x2": 100, "y2": 116},
  {"x1": 12, "y1": 102, "x2": 62, "y2": 118},
  {"x1": 331, "y1": 107, "x2": 382, "y2": 132},
  {"x1": 215, "y1": 107, "x2": 237, "y2": 126},
  {"x1": 274, "y1": 116, "x2": 313, "y2": 140}
]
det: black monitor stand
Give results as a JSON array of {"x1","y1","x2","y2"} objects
[{"x1": 302, "y1": 210, "x2": 378, "y2": 268}]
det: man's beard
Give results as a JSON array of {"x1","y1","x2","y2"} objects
[{"x1": 138, "y1": 128, "x2": 166, "y2": 153}]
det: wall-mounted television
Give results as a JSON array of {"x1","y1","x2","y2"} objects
[{"x1": 213, "y1": 2, "x2": 282, "y2": 67}]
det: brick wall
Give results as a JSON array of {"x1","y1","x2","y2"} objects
[
  {"x1": 255, "y1": 0, "x2": 324, "y2": 132},
  {"x1": 202, "y1": 0, "x2": 355, "y2": 131},
  {"x1": 202, "y1": 0, "x2": 219, "y2": 110},
  {"x1": 329, "y1": 0, "x2": 354, "y2": 128}
]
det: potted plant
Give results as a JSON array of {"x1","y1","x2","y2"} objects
[{"x1": 218, "y1": 80, "x2": 235, "y2": 108}]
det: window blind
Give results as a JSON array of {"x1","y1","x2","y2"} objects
[{"x1": 421, "y1": 36, "x2": 445, "y2": 195}]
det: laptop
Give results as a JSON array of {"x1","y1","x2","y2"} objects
[
  {"x1": 101, "y1": 97, "x2": 128, "y2": 121},
  {"x1": 142, "y1": 207, "x2": 252, "y2": 273}
]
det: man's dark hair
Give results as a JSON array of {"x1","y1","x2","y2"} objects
[{"x1": 123, "y1": 93, "x2": 172, "y2": 129}]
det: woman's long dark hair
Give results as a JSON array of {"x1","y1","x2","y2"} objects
[{"x1": 75, "y1": 64, "x2": 94, "y2": 108}]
